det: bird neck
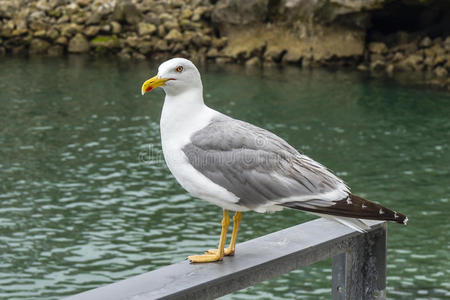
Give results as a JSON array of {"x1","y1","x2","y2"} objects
[
  {"x1": 160, "y1": 88, "x2": 214, "y2": 144},
  {"x1": 162, "y1": 88, "x2": 205, "y2": 119}
]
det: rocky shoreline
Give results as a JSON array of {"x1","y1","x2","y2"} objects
[{"x1": 1, "y1": 0, "x2": 449, "y2": 90}]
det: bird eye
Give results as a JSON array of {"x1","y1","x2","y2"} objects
[{"x1": 175, "y1": 66, "x2": 184, "y2": 73}]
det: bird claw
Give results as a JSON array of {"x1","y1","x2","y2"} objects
[
  {"x1": 188, "y1": 254, "x2": 223, "y2": 263},
  {"x1": 205, "y1": 248, "x2": 235, "y2": 256}
]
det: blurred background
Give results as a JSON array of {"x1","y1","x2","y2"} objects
[{"x1": 0, "y1": 0, "x2": 449, "y2": 299}]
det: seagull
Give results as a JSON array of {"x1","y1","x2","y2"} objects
[{"x1": 141, "y1": 58, "x2": 407, "y2": 263}]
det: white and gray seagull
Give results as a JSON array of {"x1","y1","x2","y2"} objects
[{"x1": 141, "y1": 58, "x2": 407, "y2": 263}]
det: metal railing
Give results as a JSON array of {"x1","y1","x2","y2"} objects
[{"x1": 66, "y1": 218, "x2": 387, "y2": 300}]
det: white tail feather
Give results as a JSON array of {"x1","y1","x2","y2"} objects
[{"x1": 314, "y1": 213, "x2": 371, "y2": 233}]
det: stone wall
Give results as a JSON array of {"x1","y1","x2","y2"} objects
[
  {"x1": 0, "y1": 0, "x2": 449, "y2": 89},
  {"x1": 0, "y1": 0, "x2": 220, "y2": 60}
]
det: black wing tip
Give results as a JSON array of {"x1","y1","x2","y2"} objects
[{"x1": 349, "y1": 193, "x2": 408, "y2": 225}]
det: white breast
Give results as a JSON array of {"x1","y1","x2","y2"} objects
[{"x1": 159, "y1": 98, "x2": 247, "y2": 212}]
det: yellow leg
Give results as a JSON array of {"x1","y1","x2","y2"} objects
[
  {"x1": 207, "y1": 211, "x2": 242, "y2": 256},
  {"x1": 188, "y1": 210, "x2": 229, "y2": 263}
]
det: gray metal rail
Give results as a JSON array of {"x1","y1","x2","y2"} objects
[{"x1": 66, "y1": 218, "x2": 387, "y2": 300}]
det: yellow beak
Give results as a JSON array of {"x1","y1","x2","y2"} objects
[{"x1": 141, "y1": 75, "x2": 172, "y2": 95}]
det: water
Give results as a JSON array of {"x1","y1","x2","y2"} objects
[{"x1": 0, "y1": 56, "x2": 449, "y2": 299}]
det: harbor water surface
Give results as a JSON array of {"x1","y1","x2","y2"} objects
[{"x1": 0, "y1": 56, "x2": 449, "y2": 299}]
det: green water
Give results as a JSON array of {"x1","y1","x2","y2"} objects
[{"x1": 0, "y1": 56, "x2": 449, "y2": 299}]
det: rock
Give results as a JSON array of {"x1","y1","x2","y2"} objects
[
  {"x1": 444, "y1": 59, "x2": 450, "y2": 71},
  {"x1": 1, "y1": 27, "x2": 13, "y2": 39},
  {"x1": 191, "y1": 48, "x2": 207, "y2": 63},
  {"x1": 29, "y1": 11, "x2": 46, "y2": 21},
  {"x1": 392, "y1": 52, "x2": 404, "y2": 62},
  {"x1": 368, "y1": 42, "x2": 387, "y2": 54},
  {"x1": 370, "y1": 54, "x2": 384, "y2": 62},
  {"x1": 206, "y1": 47, "x2": 219, "y2": 58},
  {"x1": 0, "y1": 47, "x2": 5, "y2": 56},
  {"x1": 111, "y1": 21, "x2": 121, "y2": 34},
  {"x1": 118, "y1": 48, "x2": 132, "y2": 60},
  {"x1": 432, "y1": 37, "x2": 443, "y2": 46},
  {"x1": 113, "y1": 1, "x2": 141, "y2": 25},
  {"x1": 427, "y1": 44, "x2": 445, "y2": 57},
  {"x1": 29, "y1": 21, "x2": 48, "y2": 32},
  {"x1": 47, "y1": 29, "x2": 59, "y2": 40},
  {"x1": 169, "y1": 0, "x2": 184, "y2": 9},
  {"x1": 100, "y1": 24, "x2": 111, "y2": 34},
  {"x1": 68, "y1": 33, "x2": 90, "y2": 53},
  {"x1": 264, "y1": 46, "x2": 286, "y2": 62},
  {"x1": 57, "y1": 15, "x2": 69, "y2": 24},
  {"x1": 180, "y1": 19, "x2": 200, "y2": 31},
  {"x1": 165, "y1": 29, "x2": 183, "y2": 42},
  {"x1": 0, "y1": 1, "x2": 18, "y2": 18},
  {"x1": 282, "y1": 50, "x2": 303, "y2": 64},
  {"x1": 90, "y1": 36, "x2": 119, "y2": 50},
  {"x1": 433, "y1": 55, "x2": 447, "y2": 67},
  {"x1": 434, "y1": 66, "x2": 448, "y2": 78},
  {"x1": 154, "y1": 39, "x2": 169, "y2": 51},
  {"x1": 84, "y1": 26, "x2": 100, "y2": 37},
  {"x1": 212, "y1": 37, "x2": 228, "y2": 49},
  {"x1": 395, "y1": 42, "x2": 418, "y2": 55},
  {"x1": 36, "y1": 0, "x2": 50, "y2": 11},
  {"x1": 47, "y1": 45, "x2": 64, "y2": 56},
  {"x1": 60, "y1": 23, "x2": 83, "y2": 37},
  {"x1": 137, "y1": 41, "x2": 153, "y2": 54},
  {"x1": 55, "y1": 36, "x2": 68, "y2": 45},
  {"x1": 12, "y1": 29, "x2": 28, "y2": 37},
  {"x1": 420, "y1": 36, "x2": 432, "y2": 48},
  {"x1": 370, "y1": 60, "x2": 386, "y2": 72},
  {"x1": 77, "y1": 0, "x2": 91, "y2": 8},
  {"x1": 423, "y1": 56, "x2": 434, "y2": 69},
  {"x1": 70, "y1": 11, "x2": 88, "y2": 24},
  {"x1": 222, "y1": 30, "x2": 265, "y2": 60},
  {"x1": 212, "y1": 0, "x2": 268, "y2": 26},
  {"x1": 133, "y1": 52, "x2": 146, "y2": 60},
  {"x1": 444, "y1": 37, "x2": 450, "y2": 50},
  {"x1": 182, "y1": 31, "x2": 195, "y2": 46},
  {"x1": 48, "y1": 8, "x2": 62, "y2": 18},
  {"x1": 192, "y1": 33, "x2": 211, "y2": 47},
  {"x1": 215, "y1": 57, "x2": 233, "y2": 64},
  {"x1": 246, "y1": 56, "x2": 261, "y2": 67},
  {"x1": 386, "y1": 64, "x2": 394, "y2": 75},
  {"x1": 158, "y1": 25, "x2": 166, "y2": 38},
  {"x1": 137, "y1": 22, "x2": 157, "y2": 36},
  {"x1": 86, "y1": 12, "x2": 102, "y2": 25},
  {"x1": 13, "y1": 10, "x2": 28, "y2": 31},
  {"x1": 125, "y1": 35, "x2": 139, "y2": 48},
  {"x1": 180, "y1": 8, "x2": 193, "y2": 20},
  {"x1": 33, "y1": 30, "x2": 47, "y2": 38},
  {"x1": 171, "y1": 42, "x2": 184, "y2": 54},
  {"x1": 192, "y1": 7, "x2": 209, "y2": 22},
  {"x1": 164, "y1": 20, "x2": 179, "y2": 31},
  {"x1": 12, "y1": 45, "x2": 27, "y2": 55},
  {"x1": 396, "y1": 54, "x2": 423, "y2": 71},
  {"x1": 29, "y1": 38, "x2": 51, "y2": 54}
]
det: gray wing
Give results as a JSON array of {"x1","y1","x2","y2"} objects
[{"x1": 182, "y1": 115, "x2": 349, "y2": 211}]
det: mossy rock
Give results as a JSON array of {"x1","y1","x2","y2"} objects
[
  {"x1": 48, "y1": 9, "x2": 62, "y2": 18},
  {"x1": 90, "y1": 35, "x2": 120, "y2": 52}
]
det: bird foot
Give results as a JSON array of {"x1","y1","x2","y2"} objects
[
  {"x1": 205, "y1": 248, "x2": 235, "y2": 256},
  {"x1": 188, "y1": 253, "x2": 223, "y2": 263}
]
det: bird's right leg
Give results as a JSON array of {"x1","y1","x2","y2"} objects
[
  {"x1": 188, "y1": 209, "x2": 229, "y2": 263},
  {"x1": 206, "y1": 211, "x2": 242, "y2": 256}
]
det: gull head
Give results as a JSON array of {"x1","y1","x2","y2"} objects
[{"x1": 141, "y1": 58, "x2": 202, "y2": 97}]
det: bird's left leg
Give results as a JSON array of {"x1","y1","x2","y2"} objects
[
  {"x1": 206, "y1": 211, "x2": 242, "y2": 256},
  {"x1": 188, "y1": 210, "x2": 229, "y2": 263}
]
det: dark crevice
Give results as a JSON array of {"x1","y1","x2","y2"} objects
[
  {"x1": 367, "y1": 0, "x2": 450, "y2": 40},
  {"x1": 266, "y1": 0, "x2": 281, "y2": 22}
]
